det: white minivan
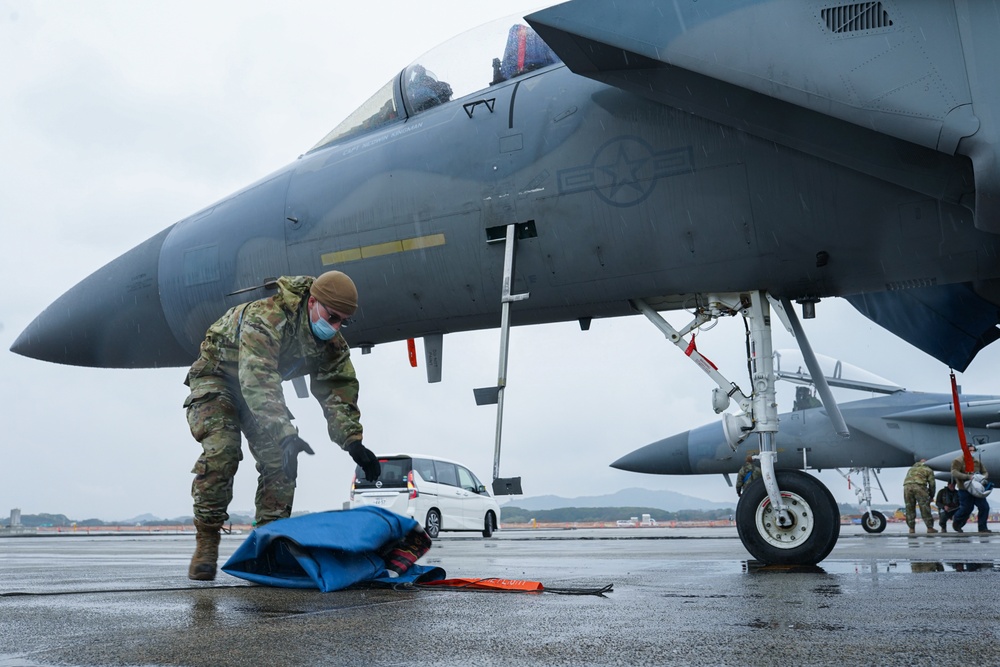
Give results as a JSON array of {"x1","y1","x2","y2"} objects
[{"x1": 349, "y1": 454, "x2": 501, "y2": 538}]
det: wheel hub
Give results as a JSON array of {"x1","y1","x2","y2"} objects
[{"x1": 755, "y1": 491, "x2": 815, "y2": 549}]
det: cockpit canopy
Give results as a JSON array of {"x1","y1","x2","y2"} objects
[
  {"x1": 309, "y1": 15, "x2": 560, "y2": 153},
  {"x1": 774, "y1": 349, "x2": 904, "y2": 395}
]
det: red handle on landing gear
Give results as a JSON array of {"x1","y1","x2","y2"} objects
[{"x1": 950, "y1": 370, "x2": 974, "y2": 474}]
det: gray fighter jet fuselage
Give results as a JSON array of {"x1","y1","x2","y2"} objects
[
  {"x1": 11, "y1": 5, "x2": 1000, "y2": 371},
  {"x1": 612, "y1": 390, "x2": 1000, "y2": 476},
  {"x1": 12, "y1": 2, "x2": 1000, "y2": 565}
]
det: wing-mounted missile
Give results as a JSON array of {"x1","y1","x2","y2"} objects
[
  {"x1": 883, "y1": 397, "x2": 1000, "y2": 429},
  {"x1": 926, "y1": 441, "x2": 1000, "y2": 474},
  {"x1": 528, "y1": 0, "x2": 1000, "y2": 234}
]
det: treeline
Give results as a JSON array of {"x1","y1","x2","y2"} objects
[
  {"x1": 7, "y1": 513, "x2": 254, "y2": 528},
  {"x1": 500, "y1": 506, "x2": 736, "y2": 523},
  {"x1": 8, "y1": 503, "x2": 878, "y2": 528}
]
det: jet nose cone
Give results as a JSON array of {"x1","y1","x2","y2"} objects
[
  {"x1": 611, "y1": 432, "x2": 693, "y2": 474},
  {"x1": 11, "y1": 227, "x2": 192, "y2": 368}
]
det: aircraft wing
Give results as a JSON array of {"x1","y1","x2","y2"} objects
[
  {"x1": 845, "y1": 284, "x2": 1000, "y2": 373},
  {"x1": 528, "y1": 0, "x2": 1000, "y2": 371},
  {"x1": 527, "y1": 0, "x2": 1000, "y2": 233}
]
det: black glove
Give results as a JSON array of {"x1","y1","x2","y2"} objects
[
  {"x1": 280, "y1": 434, "x2": 314, "y2": 482},
  {"x1": 348, "y1": 441, "x2": 380, "y2": 482}
]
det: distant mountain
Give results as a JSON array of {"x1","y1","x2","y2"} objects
[
  {"x1": 506, "y1": 487, "x2": 736, "y2": 512},
  {"x1": 118, "y1": 513, "x2": 162, "y2": 524}
]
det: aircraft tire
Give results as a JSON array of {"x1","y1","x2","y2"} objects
[
  {"x1": 861, "y1": 510, "x2": 887, "y2": 534},
  {"x1": 736, "y1": 470, "x2": 840, "y2": 565}
]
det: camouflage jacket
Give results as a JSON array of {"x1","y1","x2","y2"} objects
[
  {"x1": 185, "y1": 276, "x2": 362, "y2": 449},
  {"x1": 735, "y1": 463, "x2": 761, "y2": 490},
  {"x1": 902, "y1": 462, "x2": 935, "y2": 495},
  {"x1": 935, "y1": 486, "x2": 960, "y2": 512},
  {"x1": 950, "y1": 456, "x2": 988, "y2": 484}
]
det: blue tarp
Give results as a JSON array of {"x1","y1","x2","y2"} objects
[{"x1": 221, "y1": 506, "x2": 445, "y2": 592}]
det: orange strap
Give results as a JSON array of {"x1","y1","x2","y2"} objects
[
  {"x1": 422, "y1": 577, "x2": 543, "y2": 592},
  {"x1": 950, "y1": 370, "x2": 975, "y2": 473}
]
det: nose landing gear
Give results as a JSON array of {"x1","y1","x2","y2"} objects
[
  {"x1": 736, "y1": 469, "x2": 840, "y2": 564},
  {"x1": 634, "y1": 291, "x2": 841, "y2": 565}
]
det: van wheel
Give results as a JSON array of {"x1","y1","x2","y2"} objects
[
  {"x1": 424, "y1": 509, "x2": 441, "y2": 538},
  {"x1": 482, "y1": 511, "x2": 495, "y2": 538}
]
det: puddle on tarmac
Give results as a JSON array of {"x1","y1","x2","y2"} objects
[
  {"x1": 743, "y1": 560, "x2": 999, "y2": 575},
  {"x1": 0, "y1": 655, "x2": 50, "y2": 667}
]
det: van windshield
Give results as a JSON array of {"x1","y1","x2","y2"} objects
[{"x1": 354, "y1": 456, "x2": 411, "y2": 489}]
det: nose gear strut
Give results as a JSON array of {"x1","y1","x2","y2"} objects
[{"x1": 632, "y1": 291, "x2": 841, "y2": 565}]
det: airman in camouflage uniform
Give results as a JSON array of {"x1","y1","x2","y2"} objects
[
  {"x1": 184, "y1": 272, "x2": 381, "y2": 580},
  {"x1": 735, "y1": 455, "x2": 761, "y2": 497},
  {"x1": 903, "y1": 458, "x2": 937, "y2": 534},
  {"x1": 950, "y1": 451, "x2": 991, "y2": 533}
]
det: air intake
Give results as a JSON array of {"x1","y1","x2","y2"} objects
[{"x1": 822, "y1": 2, "x2": 893, "y2": 33}]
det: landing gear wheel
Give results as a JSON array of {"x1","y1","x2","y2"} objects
[
  {"x1": 482, "y1": 511, "x2": 494, "y2": 538},
  {"x1": 424, "y1": 509, "x2": 441, "y2": 539},
  {"x1": 736, "y1": 470, "x2": 840, "y2": 565},
  {"x1": 861, "y1": 510, "x2": 887, "y2": 534}
]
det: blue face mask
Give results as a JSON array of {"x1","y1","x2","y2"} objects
[
  {"x1": 310, "y1": 316, "x2": 337, "y2": 341},
  {"x1": 309, "y1": 302, "x2": 337, "y2": 340}
]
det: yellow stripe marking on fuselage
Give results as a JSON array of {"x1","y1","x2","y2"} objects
[{"x1": 321, "y1": 233, "x2": 446, "y2": 266}]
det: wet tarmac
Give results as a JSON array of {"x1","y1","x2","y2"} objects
[{"x1": 1, "y1": 523, "x2": 997, "y2": 666}]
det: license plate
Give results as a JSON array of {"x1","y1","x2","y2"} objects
[{"x1": 374, "y1": 498, "x2": 387, "y2": 506}]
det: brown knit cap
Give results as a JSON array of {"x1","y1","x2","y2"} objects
[{"x1": 310, "y1": 271, "x2": 358, "y2": 316}]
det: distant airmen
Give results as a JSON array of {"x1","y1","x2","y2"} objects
[
  {"x1": 792, "y1": 386, "x2": 822, "y2": 412},
  {"x1": 934, "y1": 481, "x2": 960, "y2": 532},
  {"x1": 735, "y1": 455, "x2": 761, "y2": 497},
  {"x1": 903, "y1": 459, "x2": 937, "y2": 534},
  {"x1": 950, "y1": 447, "x2": 992, "y2": 533}
]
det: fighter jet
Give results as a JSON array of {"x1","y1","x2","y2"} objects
[
  {"x1": 612, "y1": 352, "x2": 1000, "y2": 532},
  {"x1": 11, "y1": 2, "x2": 1000, "y2": 564}
]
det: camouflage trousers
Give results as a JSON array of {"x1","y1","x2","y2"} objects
[
  {"x1": 185, "y1": 377, "x2": 295, "y2": 527},
  {"x1": 903, "y1": 485, "x2": 934, "y2": 529}
]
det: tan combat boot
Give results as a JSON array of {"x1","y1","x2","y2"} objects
[
  {"x1": 188, "y1": 520, "x2": 223, "y2": 581},
  {"x1": 927, "y1": 526, "x2": 938, "y2": 534}
]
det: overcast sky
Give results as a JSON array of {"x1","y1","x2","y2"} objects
[{"x1": 3, "y1": 1, "x2": 999, "y2": 523}]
